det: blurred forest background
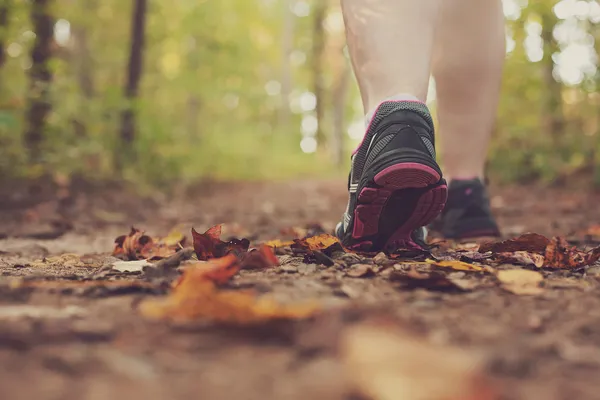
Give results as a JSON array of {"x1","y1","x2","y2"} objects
[{"x1": 0, "y1": 0, "x2": 599, "y2": 187}]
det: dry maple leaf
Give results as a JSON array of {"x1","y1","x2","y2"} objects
[
  {"x1": 140, "y1": 255, "x2": 318, "y2": 324},
  {"x1": 191, "y1": 224, "x2": 250, "y2": 260},
  {"x1": 291, "y1": 234, "x2": 345, "y2": 266},
  {"x1": 341, "y1": 320, "x2": 498, "y2": 400},
  {"x1": 292, "y1": 234, "x2": 341, "y2": 251},
  {"x1": 113, "y1": 227, "x2": 154, "y2": 260},
  {"x1": 112, "y1": 227, "x2": 185, "y2": 261},
  {"x1": 479, "y1": 233, "x2": 550, "y2": 254}
]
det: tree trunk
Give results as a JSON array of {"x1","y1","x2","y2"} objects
[
  {"x1": 278, "y1": 0, "x2": 294, "y2": 130},
  {"x1": 539, "y1": 8, "x2": 563, "y2": 143},
  {"x1": 70, "y1": 4, "x2": 96, "y2": 139},
  {"x1": 23, "y1": 0, "x2": 53, "y2": 164},
  {"x1": 119, "y1": 0, "x2": 147, "y2": 150},
  {"x1": 311, "y1": 0, "x2": 327, "y2": 149},
  {"x1": 0, "y1": 0, "x2": 10, "y2": 70},
  {"x1": 73, "y1": 25, "x2": 94, "y2": 99}
]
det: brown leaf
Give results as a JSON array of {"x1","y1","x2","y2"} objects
[
  {"x1": 112, "y1": 227, "x2": 154, "y2": 260},
  {"x1": 428, "y1": 259, "x2": 484, "y2": 272},
  {"x1": 585, "y1": 246, "x2": 600, "y2": 265},
  {"x1": 341, "y1": 320, "x2": 498, "y2": 400},
  {"x1": 191, "y1": 224, "x2": 250, "y2": 260},
  {"x1": 139, "y1": 255, "x2": 318, "y2": 324},
  {"x1": 240, "y1": 245, "x2": 280, "y2": 270},
  {"x1": 479, "y1": 233, "x2": 550, "y2": 254},
  {"x1": 496, "y1": 269, "x2": 544, "y2": 295},
  {"x1": 495, "y1": 251, "x2": 544, "y2": 268},
  {"x1": 543, "y1": 237, "x2": 587, "y2": 268},
  {"x1": 390, "y1": 268, "x2": 472, "y2": 292},
  {"x1": 112, "y1": 227, "x2": 184, "y2": 261}
]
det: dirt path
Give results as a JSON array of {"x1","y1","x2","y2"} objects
[{"x1": 2, "y1": 180, "x2": 600, "y2": 400}]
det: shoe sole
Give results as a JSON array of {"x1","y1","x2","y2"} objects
[{"x1": 350, "y1": 162, "x2": 448, "y2": 252}]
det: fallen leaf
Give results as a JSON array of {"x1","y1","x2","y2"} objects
[
  {"x1": 291, "y1": 234, "x2": 344, "y2": 266},
  {"x1": 161, "y1": 229, "x2": 187, "y2": 247},
  {"x1": 191, "y1": 224, "x2": 250, "y2": 260},
  {"x1": 544, "y1": 237, "x2": 587, "y2": 268},
  {"x1": 139, "y1": 255, "x2": 318, "y2": 324},
  {"x1": 296, "y1": 234, "x2": 341, "y2": 251},
  {"x1": 427, "y1": 259, "x2": 484, "y2": 272},
  {"x1": 496, "y1": 269, "x2": 544, "y2": 295},
  {"x1": 346, "y1": 264, "x2": 376, "y2": 278},
  {"x1": 240, "y1": 245, "x2": 280, "y2": 270},
  {"x1": 264, "y1": 239, "x2": 294, "y2": 248},
  {"x1": 341, "y1": 320, "x2": 497, "y2": 400},
  {"x1": 113, "y1": 227, "x2": 183, "y2": 261},
  {"x1": 176, "y1": 254, "x2": 241, "y2": 286},
  {"x1": 495, "y1": 251, "x2": 544, "y2": 268},
  {"x1": 113, "y1": 227, "x2": 153, "y2": 260},
  {"x1": 479, "y1": 233, "x2": 550, "y2": 254},
  {"x1": 390, "y1": 268, "x2": 472, "y2": 292}
]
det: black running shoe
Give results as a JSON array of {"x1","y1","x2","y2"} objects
[
  {"x1": 335, "y1": 101, "x2": 448, "y2": 252},
  {"x1": 430, "y1": 178, "x2": 500, "y2": 239}
]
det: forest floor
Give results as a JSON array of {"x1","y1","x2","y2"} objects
[{"x1": 2, "y1": 179, "x2": 600, "y2": 400}]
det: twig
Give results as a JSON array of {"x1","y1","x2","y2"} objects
[{"x1": 152, "y1": 247, "x2": 195, "y2": 270}]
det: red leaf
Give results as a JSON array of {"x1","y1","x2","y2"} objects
[
  {"x1": 240, "y1": 245, "x2": 280, "y2": 270},
  {"x1": 479, "y1": 233, "x2": 550, "y2": 254},
  {"x1": 192, "y1": 225, "x2": 251, "y2": 260}
]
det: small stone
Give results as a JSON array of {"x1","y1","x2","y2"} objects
[
  {"x1": 298, "y1": 264, "x2": 318, "y2": 274},
  {"x1": 280, "y1": 265, "x2": 298, "y2": 273},
  {"x1": 373, "y1": 252, "x2": 389, "y2": 265},
  {"x1": 346, "y1": 264, "x2": 376, "y2": 278}
]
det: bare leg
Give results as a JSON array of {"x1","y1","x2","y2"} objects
[
  {"x1": 337, "y1": 0, "x2": 447, "y2": 252},
  {"x1": 341, "y1": 0, "x2": 442, "y2": 115},
  {"x1": 432, "y1": 0, "x2": 505, "y2": 180}
]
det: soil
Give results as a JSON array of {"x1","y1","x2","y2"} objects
[{"x1": 2, "y1": 179, "x2": 600, "y2": 400}]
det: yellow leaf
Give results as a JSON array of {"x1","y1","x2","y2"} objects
[
  {"x1": 496, "y1": 269, "x2": 544, "y2": 295},
  {"x1": 427, "y1": 259, "x2": 484, "y2": 272},
  {"x1": 161, "y1": 229, "x2": 186, "y2": 247},
  {"x1": 304, "y1": 234, "x2": 341, "y2": 250},
  {"x1": 264, "y1": 239, "x2": 294, "y2": 248},
  {"x1": 139, "y1": 256, "x2": 319, "y2": 324}
]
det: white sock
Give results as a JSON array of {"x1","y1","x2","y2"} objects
[{"x1": 365, "y1": 93, "x2": 422, "y2": 128}]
